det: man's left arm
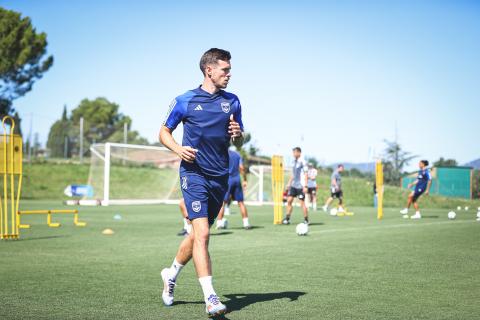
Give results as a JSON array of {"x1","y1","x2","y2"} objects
[
  {"x1": 240, "y1": 162, "x2": 247, "y2": 189},
  {"x1": 229, "y1": 100, "x2": 244, "y2": 147},
  {"x1": 425, "y1": 172, "x2": 432, "y2": 195}
]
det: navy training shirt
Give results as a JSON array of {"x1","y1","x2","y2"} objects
[
  {"x1": 228, "y1": 149, "x2": 243, "y2": 179},
  {"x1": 416, "y1": 169, "x2": 431, "y2": 191},
  {"x1": 163, "y1": 86, "x2": 244, "y2": 177}
]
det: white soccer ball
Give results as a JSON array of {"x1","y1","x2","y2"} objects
[
  {"x1": 476, "y1": 212, "x2": 480, "y2": 219},
  {"x1": 457, "y1": 206, "x2": 461, "y2": 210},
  {"x1": 330, "y1": 208, "x2": 338, "y2": 216},
  {"x1": 296, "y1": 223, "x2": 309, "y2": 236},
  {"x1": 447, "y1": 211, "x2": 456, "y2": 220},
  {"x1": 465, "y1": 206, "x2": 469, "y2": 211},
  {"x1": 223, "y1": 219, "x2": 229, "y2": 229}
]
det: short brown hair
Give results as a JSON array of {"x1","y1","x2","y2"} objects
[{"x1": 199, "y1": 48, "x2": 231, "y2": 75}]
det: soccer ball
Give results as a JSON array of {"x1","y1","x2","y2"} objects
[
  {"x1": 447, "y1": 211, "x2": 456, "y2": 220},
  {"x1": 465, "y1": 206, "x2": 469, "y2": 211},
  {"x1": 296, "y1": 223, "x2": 309, "y2": 236},
  {"x1": 457, "y1": 206, "x2": 461, "y2": 210},
  {"x1": 476, "y1": 211, "x2": 480, "y2": 219},
  {"x1": 330, "y1": 208, "x2": 338, "y2": 216},
  {"x1": 223, "y1": 219, "x2": 229, "y2": 229}
]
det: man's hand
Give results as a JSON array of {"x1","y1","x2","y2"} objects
[
  {"x1": 228, "y1": 114, "x2": 242, "y2": 138},
  {"x1": 407, "y1": 183, "x2": 412, "y2": 189},
  {"x1": 425, "y1": 190, "x2": 430, "y2": 196},
  {"x1": 242, "y1": 181, "x2": 248, "y2": 190},
  {"x1": 175, "y1": 146, "x2": 197, "y2": 163},
  {"x1": 303, "y1": 186, "x2": 308, "y2": 194}
]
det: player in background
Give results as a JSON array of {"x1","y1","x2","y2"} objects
[
  {"x1": 400, "y1": 160, "x2": 432, "y2": 219},
  {"x1": 159, "y1": 48, "x2": 244, "y2": 317},
  {"x1": 282, "y1": 147, "x2": 309, "y2": 225},
  {"x1": 177, "y1": 199, "x2": 192, "y2": 236},
  {"x1": 306, "y1": 162, "x2": 318, "y2": 211},
  {"x1": 216, "y1": 147, "x2": 252, "y2": 230},
  {"x1": 322, "y1": 164, "x2": 345, "y2": 213}
]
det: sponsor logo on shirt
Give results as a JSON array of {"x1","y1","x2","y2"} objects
[
  {"x1": 221, "y1": 102, "x2": 230, "y2": 113},
  {"x1": 194, "y1": 105, "x2": 203, "y2": 111}
]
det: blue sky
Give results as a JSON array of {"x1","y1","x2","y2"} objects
[{"x1": 2, "y1": 0, "x2": 479, "y2": 168}]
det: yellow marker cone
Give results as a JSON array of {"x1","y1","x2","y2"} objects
[{"x1": 102, "y1": 228, "x2": 114, "y2": 235}]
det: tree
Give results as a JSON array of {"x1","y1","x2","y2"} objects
[
  {"x1": 47, "y1": 98, "x2": 150, "y2": 158},
  {"x1": 382, "y1": 139, "x2": 416, "y2": 185},
  {"x1": 433, "y1": 157, "x2": 458, "y2": 167},
  {"x1": 47, "y1": 105, "x2": 72, "y2": 157},
  {"x1": 0, "y1": 8, "x2": 53, "y2": 127}
]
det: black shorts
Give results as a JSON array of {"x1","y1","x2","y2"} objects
[
  {"x1": 288, "y1": 187, "x2": 305, "y2": 200},
  {"x1": 307, "y1": 187, "x2": 317, "y2": 195},
  {"x1": 331, "y1": 189, "x2": 343, "y2": 199}
]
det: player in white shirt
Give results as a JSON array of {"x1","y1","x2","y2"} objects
[{"x1": 306, "y1": 163, "x2": 318, "y2": 211}]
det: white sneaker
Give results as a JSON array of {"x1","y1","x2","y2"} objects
[
  {"x1": 400, "y1": 208, "x2": 408, "y2": 215},
  {"x1": 161, "y1": 268, "x2": 175, "y2": 306},
  {"x1": 322, "y1": 205, "x2": 328, "y2": 212},
  {"x1": 205, "y1": 294, "x2": 227, "y2": 317},
  {"x1": 410, "y1": 213, "x2": 422, "y2": 220}
]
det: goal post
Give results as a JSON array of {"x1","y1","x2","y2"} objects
[
  {"x1": 375, "y1": 159, "x2": 384, "y2": 219},
  {"x1": 85, "y1": 143, "x2": 181, "y2": 206}
]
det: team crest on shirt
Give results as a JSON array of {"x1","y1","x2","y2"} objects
[
  {"x1": 221, "y1": 102, "x2": 230, "y2": 113},
  {"x1": 192, "y1": 201, "x2": 201, "y2": 213}
]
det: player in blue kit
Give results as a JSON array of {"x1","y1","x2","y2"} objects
[
  {"x1": 216, "y1": 147, "x2": 251, "y2": 230},
  {"x1": 400, "y1": 160, "x2": 432, "y2": 219},
  {"x1": 159, "y1": 48, "x2": 244, "y2": 317}
]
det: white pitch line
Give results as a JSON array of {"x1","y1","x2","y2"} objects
[{"x1": 309, "y1": 220, "x2": 477, "y2": 235}]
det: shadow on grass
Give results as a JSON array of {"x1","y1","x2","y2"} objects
[
  {"x1": 421, "y1": 215, "x2": 439, "y2": 219},
  {"x1": 229, "y1": 226, "x2": 265, "y2": 230},
  {"x1": 210, "y1": 231, "x2": 234, "y2": 236},
  {"x1": 18, "y1": 235, "x2": 70, "y2": 241},
  {"x1": 307, "y1": 222, "x2": 324, "y2": 226},
  {"x1": 175, "y1": 291, "x2": 306, "y2": 319}
]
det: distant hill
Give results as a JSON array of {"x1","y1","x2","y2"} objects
[
  {"x1": 464, "y1": 158, "x2": 480, "y2": 169},
  {"x1": 328, "y1": 162, "x2": 375, "y2": 173}
]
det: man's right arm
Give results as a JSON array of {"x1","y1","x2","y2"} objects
[
  {"x1": 160, "y1": 97, "x2": 197, "y2": 163},
  {"x1": 159, "y1": 126, "x2": 197, "y2": 163}
]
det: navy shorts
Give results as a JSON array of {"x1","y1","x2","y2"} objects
[
  {"x1": 180, "y1": 173, "x2": 228, "y2": 226},
  {"x1": 412, "y1": 188, "x2": 425, "y2": 202},
  {"x1": 224, "y1": 177, "x2": 244, "y2": 202}
]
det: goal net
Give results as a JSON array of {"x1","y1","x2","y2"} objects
[
  {"x1": 244, "y1": 165, "x2": 291, "y2": 205},
  {"x1": 85, "y1": 143, "x2": 181, "y2": 205}
]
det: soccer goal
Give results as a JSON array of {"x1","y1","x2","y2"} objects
[
  {"x1": 84, "y1": 143, "x2": 181, "y2": 206},
  {"x1": 244, "y1": 164, "x2": 291, "y2": 206}
]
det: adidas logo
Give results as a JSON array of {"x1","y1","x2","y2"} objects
[{"x1": 194, "y1": 105, "x2": 203, "y2": 111}]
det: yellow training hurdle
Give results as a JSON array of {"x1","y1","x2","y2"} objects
[
  {"x1": 18, "y1": 209, "x2": 86, "y2": 229},
  {"x1": 0, "y1": 116, "x2": 85, "y2": 240}
]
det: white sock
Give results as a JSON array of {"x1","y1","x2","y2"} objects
[
  {"x1": 169, "y1": 258, "x2": 184, "y2": 280},
  {"x1": 216, "y1": 219, "x2": 223, "y2": 228},
  {"x1": 242, "y1": 218, "x2": 250, "y2": 227},
  {"x1": 183, "y1": 218, "x2": 189, "y2": 230},
  {"x1": 313, "y1": 203, "x2": 317, "y2": 210},
  {"x1": 198, "y1": 276, "x2": 217, "y2": 302},
  {"x1": 224, "y1": 206, "x2": 230, "y2": 215},
  {"x1": 185, "y1": 223, "x2": 192, "y2": 234}
]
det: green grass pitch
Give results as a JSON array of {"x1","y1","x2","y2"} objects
[{"x1": 1, "y1": 200, "x2": 479, "y2": 319}]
